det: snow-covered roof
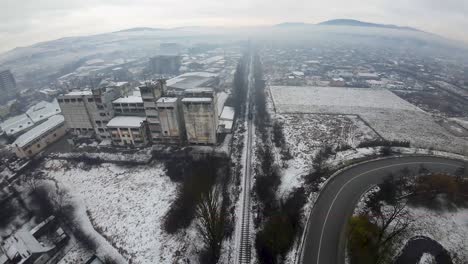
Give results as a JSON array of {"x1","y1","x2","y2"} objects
[
  {"x1": 200, "y1": 56, "x2": 224, "y2": 65},
  {"x1": 220, "y1": 106, "x2": 235, "y2": 121},
  {"x1": 166, "y1": 72, "x2": 218, "y2": 90},
  {"x1": 181, "y1": 97, "x2": 212, "y2": 103},
  {"x1": 107, "y1": 116, "x2": 146, "y2": 128},
  {"x1": 65, "y1": 90, "x2": 92, "y2": 96},
  {"x1": 25, "y1": 99, "x2": 61, "y2": 123},
  {"x1": 292, "y1": 71, "x2": 304, "y2": 76},
  {"x1": 13, "y1": 115, "x2": 64, "y2": 148},
  {"x1": 0, "y1": 114, "x2": 34, "y2": 136}
]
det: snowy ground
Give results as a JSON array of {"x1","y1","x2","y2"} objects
[
  {"x1": 270, "y1": 86, "x2": 468, "y2": 154},
  {"x1": 43, "y1": 159, "x2": 199, "y2": 264},
  {"x1": 277, "y1": 113, "x2": 380, "y2": 196}
]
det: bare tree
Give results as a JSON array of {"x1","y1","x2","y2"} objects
[
  {"x1": 369, "y1": 200, "x2": 411, "y2": 264},
  {"x1": 196, "y1": 187, "x2": 224, "y2": 263}
]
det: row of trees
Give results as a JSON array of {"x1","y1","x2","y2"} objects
[{"x1": 250, "y1": 52, "x2": 305, "y2": 264}]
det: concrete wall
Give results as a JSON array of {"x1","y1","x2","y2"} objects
[{"x1": 182, "y1": 102, "x2": 217, "y2": 144}]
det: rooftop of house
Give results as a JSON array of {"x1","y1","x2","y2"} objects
[{"x1": 12, "y1": 115, "x2": 65, "y2": 148}]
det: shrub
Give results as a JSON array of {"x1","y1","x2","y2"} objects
[
  {"x1": 358, "y1": 140, "x2": 410, "y2": 148},
  {"x1": 163, "y1": 155, "x2": 226, "y2": 233}
]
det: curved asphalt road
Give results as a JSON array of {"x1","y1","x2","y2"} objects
[{"x1": 300, "y1": 156, "x2": 465, "y2": 264}]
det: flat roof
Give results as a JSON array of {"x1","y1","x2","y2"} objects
[
  {"x1": 65, "y1": 90, "x2": 92, "y2": 96},
  {"x1": 181, "y1": 97, "x2": 212, "y2": 103},
  {"x1": 220, "y1": 106, "x2": 235, "y2": 120},
  {"x1": 107, "y1": 116, "x2": 146, "y2": 128},
  {"x1": 13, "y1": 115, "x2": 64, "y2": 148}
]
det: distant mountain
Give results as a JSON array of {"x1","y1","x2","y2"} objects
[
  {"x1": 115, "y1": 27, "x2": 165, "y2": 33},
  {"x1": 317, "y1": 19, "x2": 421, "y2": 32}
]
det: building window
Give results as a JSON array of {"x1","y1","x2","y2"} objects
[
  {"x1": 37, "y1": 143, "x2": 41, "y2": 148},
  {"x1": 99, "y1": 113, "x2": 106, "y2": 117},
  {"x1": 28, "y1": 150, "x2": 32, "y2": 155},
  {"x1": 88, "y1": 98, "x2": 94, "y2": 102},
  {"x1": 95, "y1": 98, "x2": 102, "y2": 103},
  {"x1": 77, "y1": 98, "x2": 83, "y2": 102},
  {"x1": 70, "y1": 99, "x2": 76, "y2": 103},
  {"x1": 58, "y1": 99, "x2": 64, "y2": 103},
  {"x1": 53, "y1": 133, "x2": 57, "y2": 137}
]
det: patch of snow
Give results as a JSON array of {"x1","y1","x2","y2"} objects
[{"x1": 43, "y1": 160, "x2": 188, "y2": 264}]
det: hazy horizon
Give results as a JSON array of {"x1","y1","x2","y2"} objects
[{"x1": 1, "y1": 0, "x2": 468, "y2": 53}]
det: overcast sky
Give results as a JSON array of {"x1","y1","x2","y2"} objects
[{"x1": 1, "y1": 0, "x2": 468, "y2": 53}]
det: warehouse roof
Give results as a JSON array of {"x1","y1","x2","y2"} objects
[
  {"x1": 0, "y1": 114, "x2": 34, "y2": 136},
  {"x1": 26, "y1": 99, "x2": 61, "y2": 123},
  {"x1": 13, "y1": 115, "x2": 64, "y2": 148},
  {"x1": 166, "y1": 72, "x2": 218, "y2": 90}
]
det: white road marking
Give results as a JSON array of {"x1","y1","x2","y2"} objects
[{"x1": 315, "y1": 161, "x2": 460, "y2": 264}]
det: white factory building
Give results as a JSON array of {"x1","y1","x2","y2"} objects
[
  {"x1": 12, "y1": 115, "x2": 66, "y2": 158},
  {"x1": 57, "y1": 85, "x2": 124, "y2": 139}
]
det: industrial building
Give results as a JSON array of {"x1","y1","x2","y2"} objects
[
  {"x1": 181, "y1": 88, "x2": 219, "y2": 145},
  {"x1": 107, "y1": 116, "x2": 148, "y2": 147},
  {"x1": 57, "y1": 85, "x2": 124, "y2": 139},
  {"x1": 12, "y1": 115, "x2": 66, "y2": 158},
  {"x1": 0, "y1": 70, "x2": 16, "y2": 91}
]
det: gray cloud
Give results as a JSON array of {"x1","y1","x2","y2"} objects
[{"x1": 1, "y1": 0, "x2": 468, "y2": 52}]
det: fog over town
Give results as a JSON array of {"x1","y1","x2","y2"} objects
[{"x1": 0, "y1": 1, "x2": 468, "y2": 264}]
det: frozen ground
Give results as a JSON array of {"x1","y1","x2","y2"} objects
[
  {"x1": 43, "y1": 159, "x2": 198, "y2": 264},
  {"x1": 277, "y1": 114, "x2": 380, "y2": 195},
  {"x1": 270, "y1": 86, "x2": 468, "y2": 154}
]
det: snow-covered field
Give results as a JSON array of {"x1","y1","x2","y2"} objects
[
  {"x1": 270, "y1": 86, "x2": 468, "y2": 154},
  {"x1": 43, "y1": 160, "x2": 196, "y2": 264},
  {"x1": 277, "y1": 114, "x2": 380, "y2": 195}
]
